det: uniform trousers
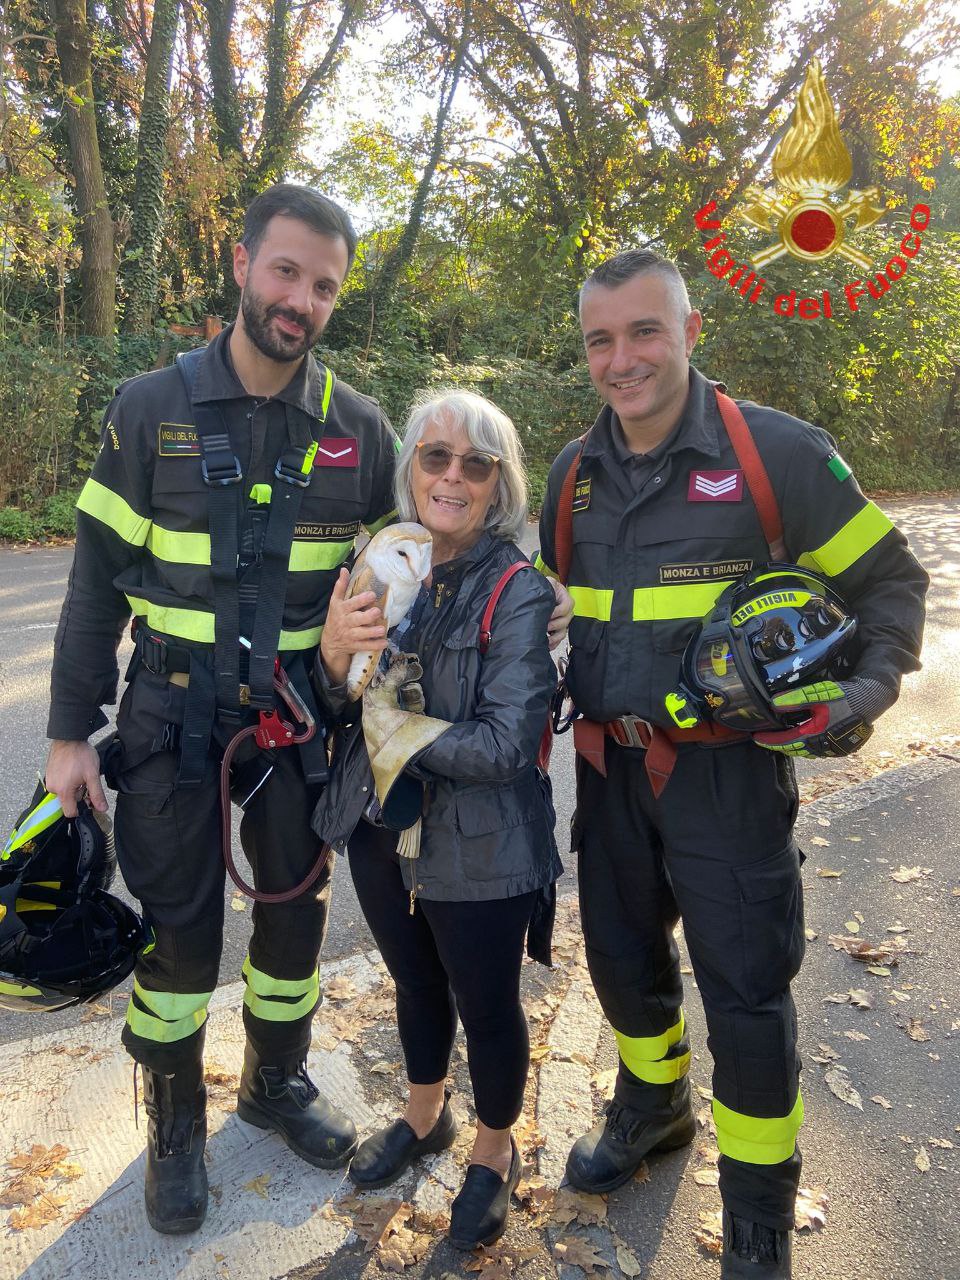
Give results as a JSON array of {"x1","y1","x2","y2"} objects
[
  {"x1": 348, "y1": 819, "x2": 537, "y2": 1130},
  {"x1": 113, "y1": 671, "x2": 332, "y2": 1074},
  {"x1": 575, "y1": 736, "x2": 805, "y2": 1230}
]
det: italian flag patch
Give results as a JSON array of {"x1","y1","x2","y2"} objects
[{"x1": 826, "y1": 451, "x2": 852, "y2": 482}]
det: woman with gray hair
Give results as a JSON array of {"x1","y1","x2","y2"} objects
[{"x1": 314, "y1": 388, "x2": 563, "y2": 1250}]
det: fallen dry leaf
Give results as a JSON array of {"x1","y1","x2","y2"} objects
[
  {"x1": 368, "y1": 1061, "x2": 400, "y2": 1076},
  {"x1": 795, "y1": 1185, "x2": 829, "y2": 1231},
  {"x1": 464, "y1": 1243, "x2": 541, "y2": 1277},
  {"x1": 243, "y1": 1173, "x2": 271, "y2": 1199},
  {"x1": 929, "y1": 1137, "x2": 954, "y2": 1149},
  {"x1": 615, "y1": 1241, "x2": 642, "y2": 1277},
  {"x1": 692, "y1": 1167, "x2": 720, "y2": 1187},
  {"x1": 550, "y1": 1187, "x2": 608, "y2": 1228},
  {"x1": 844, "y1": 920, "x2": 861, "y2": 934},
  {"x1": 378, "y1": 1226, "x2": 431, "y2": 1271},
  {"x1": 324, "y1": 975, "x2": 359, "y2": 1002},
  {"x1": 906, "y1": 1018, "x2": 931, "y2": 1043},
  {"x1": 824, "y1": 1066, "x2": 863, "y2": 1110},
  {"x1": 591, "y1": 1067, "x2": 617, "y2": 1096},
  {"x1": 805, "y1": 928, "x2": 819, "y2": 941},
  {"x1": 344, "y1": 1196, "x2": 411, "y2": 1252},
  {"x1": 553, "y1": 1235, "x2": 610, "y2": 1273},
  {"x1": 871, "y1": 1096, "x2": 893, "y2": 1109},
  {"x1": 849, "y1": 989, "x2": 874, "y2": 1009},
  {"x1": 915, "y1": 1147, "x2": 931, "y2": 1173},
  {"x1": 828, "y1": 934, "x2": 904, "y2": 965},
  {"x1": 8, "y1": 1194, "x2": 68, "y2": 1230},
  {"x1": 890, "y1": 865, "x2": 932, "y2": 883},
  {"x1": 891, "y1": 990, "x2": 911, "y2": 1003},
  {"x1": 633, "y1": 1161, "x2": 651, "y2": 1184},
  {"x1": 230, "y1": 896, "x2": 247, "y2": 911},
  {"x1": 844, "y1": 1031, "x2": 870, "y2": 1042},
  {"x1": 695, "y1": 1209, "x2": 724, "y2": 1256}
]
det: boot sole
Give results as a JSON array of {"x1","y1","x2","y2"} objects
[
  {"x1": 236, "y1": 1099, "x2": 359, "y2": 1170},
  {"x1": 146, "y1": 1207, "x2": 207, "y2": 1235},
  {"x1": 448, "y1": 1216, "x2": 509, "y2": 1252},
  {"x1": 348, "y1": 1126, "x2": 458, "y2": 1191},
  {"x1": 565, "y1": 1117, "x2": 697, "y2": 1195}
]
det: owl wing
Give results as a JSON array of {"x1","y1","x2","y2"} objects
[{"x1": 344, "y1": 552, "x2": 392, "y2": 700}]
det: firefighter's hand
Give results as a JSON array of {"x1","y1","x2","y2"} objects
[
  {"x1": 546, "y1": 579, "x2": 574, "y2": 652},
  {"x1": 320, "y1": 568, "x2": 387, "y2": 685},
  {"x1": 753, "y1": 679, "x2": 878, "y2": 759},
  {"x1": 45, "y1": 740, "x2": 108, "y2": 817}
]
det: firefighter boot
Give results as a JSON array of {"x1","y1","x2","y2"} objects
[
  {"x1": 237, "y1": 1045, "x2": 358, "y2": 1168},
  {"x1": 565, "y1": 1076, "x2": 695, "y2": 1193},
  {"x1": 142, "y1": 1060, "x2": 208, "y2": 1234},
  {"x1": 720, "y1": 1210, "x2": 792, "y2": 1278}
]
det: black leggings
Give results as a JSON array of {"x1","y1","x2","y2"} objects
[{"x1": 347, "y1": 820, "x2": 536, "y2": 1130}]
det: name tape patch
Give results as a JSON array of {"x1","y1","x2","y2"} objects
[
  {"x1": 158, "y1": 424, "x2": 200, "y2": 456},
  {"x1": 688, "y1": 469, "x2": 743, "y2": 502},
  {"x1": 572, "y1": 479, "x2": 591, "y2": 512},
  {"x1": 314, "y1": 438, "x2": 359, "y2": 468},
  {"x1": 293, "y1": 521, "x2": 361, "y2": 542},
  {"x1": 659, "y1": 559, "x2": 753, "y2": 584}
]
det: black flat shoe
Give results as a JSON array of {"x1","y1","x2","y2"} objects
[
  {"x1": 448, "y1": 1138, "x2": 521, "y2": 1251},
  {"x1": 349, "y1": 1093, "x2": 457, "y2": 1190}
]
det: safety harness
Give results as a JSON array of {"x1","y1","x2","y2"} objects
[{"x1": 554, "y1": 385, "x2": 787, "y2": 796}]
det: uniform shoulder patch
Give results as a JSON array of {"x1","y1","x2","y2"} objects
[
  {"x1": 825, "y1": 450, "x2": 852, "y2": 482},
  {"x1": 572, "y1": 478, "x2": 591, "y2": 512},
  {"x1": 158, "y1": 424, "x2": 200, "y2": 456}
]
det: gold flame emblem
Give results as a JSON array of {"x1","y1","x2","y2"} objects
[{"x1": 735, "y1": 60, "x2": 883, "y2": 269}]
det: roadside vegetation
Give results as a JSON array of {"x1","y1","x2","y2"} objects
[{"x1": 1, "y1": 0, "x2": 959, "y2": 540}]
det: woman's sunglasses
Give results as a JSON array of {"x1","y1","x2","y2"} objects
[{"x1": 415, "y1": 442, "x2": 501, "y2": 483}]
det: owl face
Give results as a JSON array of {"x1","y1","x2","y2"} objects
[{"x1": 364, "y1": 522, "x2": 433, "y2": 587}]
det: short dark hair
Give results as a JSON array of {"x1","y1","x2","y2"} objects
[
  {"x1": 579, "y1": 248, "x2": 691, "y2": 321},
  {"x1": 241, "y1": 184, "x2": 358, "y2": 270}
]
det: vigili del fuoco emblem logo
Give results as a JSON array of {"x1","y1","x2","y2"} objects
[{"x1": 692, "y1": 59, "x2": 931, "y2": 320}]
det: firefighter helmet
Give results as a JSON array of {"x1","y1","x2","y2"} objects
[
  {"x1": 665, "y1": 565, "x2": 858, "y2": 734},
  {"x1": 0, "y1": 783, "x2": 144, "y2": 1013}
]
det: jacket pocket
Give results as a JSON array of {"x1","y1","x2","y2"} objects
[
  {"x1": 731, "y1": 842, "x2": 805, "y2": 1006},
  {"x1": 454, "y1": 775, "x2": 541, "y2": 837}
]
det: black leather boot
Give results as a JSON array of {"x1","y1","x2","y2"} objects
[
  {"x1": 350, "y1": 1091, "x2": 457, "y2": 1189},
  {"x1": 720, "y1": 1210, "x2": 792, "y2": 1278},
  {"x1": 236, "y1": 1046, "x2": 357, "y2": 1168},
  {"x1": 565, "y1": 1076, "x2": 695, "y2": 1193},
  {"x1": 142, "y1": 1061, "x2": 208, "y2": 1235}
]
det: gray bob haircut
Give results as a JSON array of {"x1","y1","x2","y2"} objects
[{"x1": 395, "y1": 390, "x2": 528, "y2": 544}]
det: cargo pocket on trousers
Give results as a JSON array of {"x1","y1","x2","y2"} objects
[{"x1": 731, "y1": 842, "x2": 805, "y2": 1008}]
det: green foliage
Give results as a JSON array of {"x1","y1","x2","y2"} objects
[{"x1": 0, "y1": 333, "x2": 85, "y2": 506}]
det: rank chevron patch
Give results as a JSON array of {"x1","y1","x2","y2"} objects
[{"x1": 687, "y1": 469, "x2": 744, "y2": 502}]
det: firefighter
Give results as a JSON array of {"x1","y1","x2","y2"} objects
[
  {"x1": 43, "y1": 185, "x2": 400, "y2": 1234},
  {"x1": 536, "y1": 249, "x2": 928, "y2": 1278}
]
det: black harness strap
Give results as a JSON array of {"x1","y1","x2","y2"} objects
[
  {"x1": 245, "y1": 407, "x2": 315, "y2": 710},
  {"x1": 176, "y1": 348, "x2": 243, "y2": 783}
]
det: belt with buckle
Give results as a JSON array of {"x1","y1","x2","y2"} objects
[
  {"x1": 166, "y1": 671, "x2": 250, "y2": 704},
  {"x1": 604, "y1": 716, "x2": 655, "y2": 749}
]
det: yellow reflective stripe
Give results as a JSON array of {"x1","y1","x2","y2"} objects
[
  {"x1": 797, "y1": 503, "x2": 894, "y2": 577},
  {"x1": 288, "y1": 539, "x2": 353, "y2": 573},
  {"x1": 76, "y1": 479, "x2": 152, "y2": 547},
  {"x1": 125, "y1": 595, "x2": 215, "y2": 643},
  {"x1": 242, "y1": 956, "x2": 319, "y2": 1022},
  {"x1": 321, "y1": 367, "x2": 335, "y2": 419},
  {"x1": 713, "y1": 1091, "x2": 804, "y2": 1165},
  {"x1": 364, "y1": 509, "x2": 397, "y2": 537},
  {"x1": 279, "y1": 625, "x2": 323, "y2": 650},
  {"x1": 614, "y1": 1013, "x2": 690, "y2": 1083},
  {"x1": 125, "y1": 980, "x2": 211, "y2": 1044},
  {"x1": 534, "y1": 553, "x2": 559, "y2": 582},
  {"x1": 633, "y1": 580, "x2": 731, "y2": 621},
  {"x1": 3, "y1": 792, "x2": 62, "y2": 857},
  {"x1": 570, "y1": 586, "x2": 614, "y2": 621},
  {"x1": 15, "y1": 898, "x2": 57, "y2": 912},
  {"x1": 0, "y1": 979, "x2": 42, "y2": 998},
  {"x1": 146, "y1": 524, "x2": 211, "y2": 565}
]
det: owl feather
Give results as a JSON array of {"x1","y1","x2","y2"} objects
[{"x1": 345, "y1": 522, "x2": 432, "y2": 699}]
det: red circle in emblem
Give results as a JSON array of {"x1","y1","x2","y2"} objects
[{"x1": 790, "y1": 209, "x2": 837, "y2": 254}]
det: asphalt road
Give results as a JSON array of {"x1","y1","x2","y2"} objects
[{"x1": 0, "y1": 496, "x2": 956, "y2": 1048}]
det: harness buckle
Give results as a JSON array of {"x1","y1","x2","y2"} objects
[
  {"x1": 137, "y1": 632, "x2": 168, "y2": 676},
  {"x1": 201, "y1": 454, "x2": 243, "y2": 487},
  {"x1": 274, "y1": 448, "x2": 312, "y2": 489},
  {"x1": 607, "y1": 715, "x2": 654, "y2": 749}
]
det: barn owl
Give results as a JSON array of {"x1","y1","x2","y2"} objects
[{"x1": 345, "y1": 522, "x2": 433, "y2": 699}]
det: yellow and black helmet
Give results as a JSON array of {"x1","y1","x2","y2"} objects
[
  {"x1": 666, "y1": 565, "x2": 858, "y2": 734},
  {"x1": 0, "y1": 782, "x2": 144, "y2": 1013}
]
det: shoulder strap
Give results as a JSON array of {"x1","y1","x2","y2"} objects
[
  {"x1": 478, "y1": 561, "x2": 536, "y2": 655},
  {"x1": 713, "y1": 388, "x2": 788, "y2": 562},
  {"x1": 554, "y1": 433, "x2": 589, "y2": 585}
]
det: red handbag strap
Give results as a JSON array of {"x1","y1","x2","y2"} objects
[
  {"x1": 713, "y1": 388, "x2": 787, "y2": 561},
  {"x1": 478, "y1": 561, "x2": 536, "y2": 654}
]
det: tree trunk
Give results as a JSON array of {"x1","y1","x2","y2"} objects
[
  {"x1": 122, "y1": 0, "x2": 181, "y2": 333},
  {"x1": 369, "y1": 0, "x2": 471, "y2": 342},
  {"x1": 48, "y1": 0, "x2": 116, "y2": 339}
]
